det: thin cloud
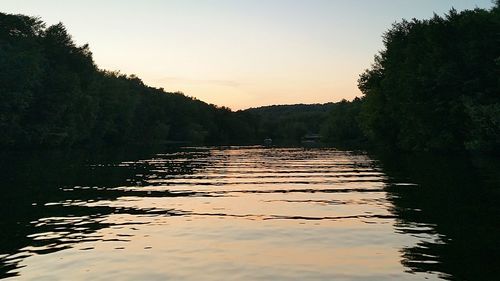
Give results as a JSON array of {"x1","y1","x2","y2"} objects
[{"x1": 156, "y1": 76, "x2": 241, "y2": 88}]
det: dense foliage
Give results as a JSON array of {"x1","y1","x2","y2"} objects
[
  {"x1": 360, "y1": 4, "x2": 499, "y2": 151},
  {"x1": 244, "y1": 103, "x2": 334, "y2": 143},
  {"x1": 324, "y1": 4, "x2": 499, "y2": 152},
  {"x1": 0, "y1": 12, "x2": 256, "y2": 147},
  {"x1": 320, "y1": 98, "x2": 366, "y2": 146}
]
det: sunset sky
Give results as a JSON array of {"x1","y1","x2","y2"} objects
[{"x1": 2, "y1": 0, "x2": 494, "y2": 110}]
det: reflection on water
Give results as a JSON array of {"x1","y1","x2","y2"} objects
[
  {"x1": 379, "y1": 153, "x2": 500, "y2": 280},
  {"x1": 0, "y1": 147, "x2": 498, "y2": 280}
]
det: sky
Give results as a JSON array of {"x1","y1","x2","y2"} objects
[{"x1": 2, "y1": 0, "x2": 495, "y2": 110}]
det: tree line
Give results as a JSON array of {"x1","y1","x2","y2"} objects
[
  {"x1": 1, "y1": 3, "x2": 498, "y2": 151},
  {"x1": 323, "y1": 3, "x2": 499, "y2": 152},
  {"x1": 244, "y1": 103, "x2": 334, "y2": 144},
  {"x1": 0, "y1": 12, "x2": 256, "y2": 148}
]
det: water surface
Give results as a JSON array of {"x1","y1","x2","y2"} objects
[{"x1": 0, "y1": 147, "x2": 498, "y2": 280}]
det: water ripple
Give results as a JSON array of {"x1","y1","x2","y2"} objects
[{"x1": 0, "y1": 147, "x2": 456, "y2": 281}]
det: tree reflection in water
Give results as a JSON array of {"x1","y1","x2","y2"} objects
[
  {"x1": 0, "y1": 147, "x2": 211, "y2": 279},
  {"x1": 378, "y1": 152, "x2": 500, "y2": 280}
]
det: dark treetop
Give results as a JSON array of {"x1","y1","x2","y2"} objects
[{"x1": 343, "y1": 3, "x2": 499, "y2": 152}]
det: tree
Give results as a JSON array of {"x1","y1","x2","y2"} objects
[{"x1": 357, "y1": 5, "x2": 499, "y2": 151}]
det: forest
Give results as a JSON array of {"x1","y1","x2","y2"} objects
[
  {"x1": 0, "y1": 12, "x2": 257, "y2": 147},
  {"x1": 324, "y1": 3, "x2": 499, "y2": 152},
  {"x1": 244, "y1": 103, "x2": 334, "y2": 144},
  {"x1": 1, "y1": 3, "x2": 499, "y2": 151}
]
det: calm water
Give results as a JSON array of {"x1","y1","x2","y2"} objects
[{"x1": 0, "y1": 147, "x2": 498, "y2": 280}]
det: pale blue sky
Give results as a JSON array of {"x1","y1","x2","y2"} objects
[{"x1": 2, "y1": 0, "x2": 495, "y2": 109}]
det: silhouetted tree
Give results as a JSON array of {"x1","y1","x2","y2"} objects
[
  {"x1": 357, "y1": 4, "x2": 499, "y2": 151},
  {"x1": 0, "y1": 12, "x2": 258, "y2": 148}
]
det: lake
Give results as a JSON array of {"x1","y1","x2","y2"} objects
[{"x1": 0, "y1": 146, "x2": 498, "y2": 280}]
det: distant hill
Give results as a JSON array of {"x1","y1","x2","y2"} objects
[
  {"x1": 243, "y1": 103, "x2": 335, "y2": 116},
  {"x1": 241, "y1": 102, "x2": 338, "y2": 143}
]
